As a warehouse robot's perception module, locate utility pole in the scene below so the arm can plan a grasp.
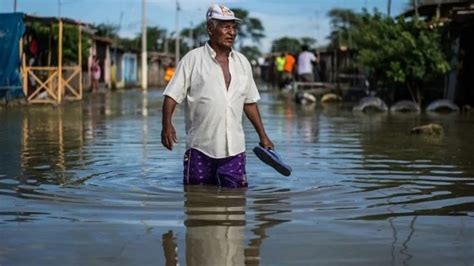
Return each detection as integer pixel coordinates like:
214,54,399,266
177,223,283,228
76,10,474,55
175,0,180,66
414,0,419,17
141,0,148,90
13,0,17,12
387,0,392,17
58,0,61,18
189,22,194,49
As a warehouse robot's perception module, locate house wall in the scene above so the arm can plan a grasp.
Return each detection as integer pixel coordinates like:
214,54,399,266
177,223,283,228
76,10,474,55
456,24,474,105
122,53,137,86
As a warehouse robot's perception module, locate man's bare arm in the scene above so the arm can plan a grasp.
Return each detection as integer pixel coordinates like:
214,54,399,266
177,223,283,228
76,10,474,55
161,96,178,150
243,103,274,149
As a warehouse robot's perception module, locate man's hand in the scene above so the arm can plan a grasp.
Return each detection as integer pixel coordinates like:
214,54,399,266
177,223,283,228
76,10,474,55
162,96,179,151
244,103,275,150
161,124,178,150
259,136,274,150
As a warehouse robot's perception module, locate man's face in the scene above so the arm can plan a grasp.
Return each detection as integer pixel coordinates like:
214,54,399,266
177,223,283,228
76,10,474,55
209,20,238,49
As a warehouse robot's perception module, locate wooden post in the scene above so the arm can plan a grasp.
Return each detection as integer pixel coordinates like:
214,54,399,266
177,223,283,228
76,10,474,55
78,25,82,99
88,43,91,90
19,36,22,65
387,0,391,17
22,57,27,100
414,0,419,17
48,23,52,66
20,37,27,98
58,19,63,104
47,23,53,96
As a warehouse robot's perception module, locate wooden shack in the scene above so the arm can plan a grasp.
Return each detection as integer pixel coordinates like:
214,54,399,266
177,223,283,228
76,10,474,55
21,15,90,104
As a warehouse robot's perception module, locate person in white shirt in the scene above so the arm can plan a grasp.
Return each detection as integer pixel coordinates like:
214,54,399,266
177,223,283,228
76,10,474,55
161,4,274,188
297,45,317,82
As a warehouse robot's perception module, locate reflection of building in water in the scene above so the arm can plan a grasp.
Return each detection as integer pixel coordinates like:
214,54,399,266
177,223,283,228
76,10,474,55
162,186,291,265
21,104,84,184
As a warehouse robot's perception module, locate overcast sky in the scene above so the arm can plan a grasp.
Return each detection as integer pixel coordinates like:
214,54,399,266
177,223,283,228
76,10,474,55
1,0,411,52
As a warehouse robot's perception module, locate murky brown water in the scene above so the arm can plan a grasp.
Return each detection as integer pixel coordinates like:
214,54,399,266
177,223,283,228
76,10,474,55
1,89,473,265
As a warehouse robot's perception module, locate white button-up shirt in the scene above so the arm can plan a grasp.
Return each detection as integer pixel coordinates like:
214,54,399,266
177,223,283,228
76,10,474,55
163,42,260,159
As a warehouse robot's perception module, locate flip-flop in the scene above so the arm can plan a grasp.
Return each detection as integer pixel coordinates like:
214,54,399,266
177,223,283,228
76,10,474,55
253,146,292,176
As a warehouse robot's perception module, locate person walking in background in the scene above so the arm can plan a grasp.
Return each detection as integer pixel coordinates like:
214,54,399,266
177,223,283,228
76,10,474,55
161,4,274,188
267,55,276,87
275,53,286,88
164,63,175,84
282,52,296,88
297,45,316,82
91,55,101,93
110,60,117,90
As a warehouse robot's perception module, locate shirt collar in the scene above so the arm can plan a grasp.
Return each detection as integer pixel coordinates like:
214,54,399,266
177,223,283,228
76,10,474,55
205,41,234,59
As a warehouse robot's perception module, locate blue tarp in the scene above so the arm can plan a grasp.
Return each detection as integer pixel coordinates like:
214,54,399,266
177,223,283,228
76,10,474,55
0,13,25,99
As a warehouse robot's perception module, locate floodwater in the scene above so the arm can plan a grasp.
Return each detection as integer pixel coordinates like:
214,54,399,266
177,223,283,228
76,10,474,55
0,89,473,265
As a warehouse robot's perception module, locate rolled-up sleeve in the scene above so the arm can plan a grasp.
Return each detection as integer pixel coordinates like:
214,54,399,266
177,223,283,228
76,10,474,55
163,56,190,104
242,58,260,103
244,76,260,104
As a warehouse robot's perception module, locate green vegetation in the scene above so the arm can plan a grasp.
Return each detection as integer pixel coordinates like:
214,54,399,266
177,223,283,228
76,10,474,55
60,24,90,64
355,12,450,103
232,8,265,47
327,8,362,50
271,37,316,54
239,45,261,62
328,8,451,104
26,21,90,65
92,8,265,59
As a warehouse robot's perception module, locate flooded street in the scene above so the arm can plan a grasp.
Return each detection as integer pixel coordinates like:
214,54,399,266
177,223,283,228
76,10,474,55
1,89,473,265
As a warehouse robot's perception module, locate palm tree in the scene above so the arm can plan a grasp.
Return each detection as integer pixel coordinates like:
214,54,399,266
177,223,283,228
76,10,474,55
232,8,265,48
327,8,363,49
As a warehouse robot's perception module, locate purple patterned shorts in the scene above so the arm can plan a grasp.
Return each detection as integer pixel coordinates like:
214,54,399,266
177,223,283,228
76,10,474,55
183,149,248,188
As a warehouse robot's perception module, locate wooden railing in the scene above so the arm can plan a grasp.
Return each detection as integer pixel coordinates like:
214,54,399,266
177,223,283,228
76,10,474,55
20,21,83,105
22,65,82,104
62,66,82,101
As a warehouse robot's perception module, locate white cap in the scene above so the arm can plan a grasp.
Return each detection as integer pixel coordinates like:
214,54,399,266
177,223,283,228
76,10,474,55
206,4,242,23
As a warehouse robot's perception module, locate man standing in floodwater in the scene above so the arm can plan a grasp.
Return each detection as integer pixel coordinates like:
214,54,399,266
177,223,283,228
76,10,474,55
297,44,317,82
161,4,274,188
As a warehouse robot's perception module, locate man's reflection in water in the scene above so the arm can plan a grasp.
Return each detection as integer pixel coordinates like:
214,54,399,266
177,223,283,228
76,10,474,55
162,186,291,265
162,230,179,266
184,185,246,265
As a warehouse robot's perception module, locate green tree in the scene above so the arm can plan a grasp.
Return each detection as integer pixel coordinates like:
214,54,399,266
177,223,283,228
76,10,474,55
327,8,363,49
119,37,140,52
271,37,301,54
233,8,265,47
301,37,317,48
353,11,450,104
181,21,207,48
239,45,261,62
117,26,168,53
167,35,191,57
60,24,90,64
93,23,120,39
27,22,89,65
144,26,167,52
270,36,318,55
